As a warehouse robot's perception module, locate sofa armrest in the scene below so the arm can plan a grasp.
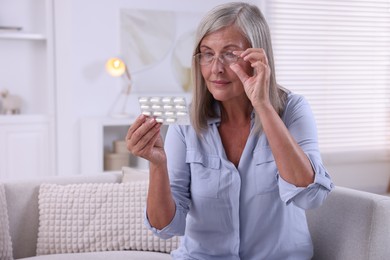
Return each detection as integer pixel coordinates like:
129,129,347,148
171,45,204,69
306,186,390,260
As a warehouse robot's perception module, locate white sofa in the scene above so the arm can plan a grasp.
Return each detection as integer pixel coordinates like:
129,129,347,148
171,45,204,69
0,171,176,260
307,186,390,260
1,170,390,260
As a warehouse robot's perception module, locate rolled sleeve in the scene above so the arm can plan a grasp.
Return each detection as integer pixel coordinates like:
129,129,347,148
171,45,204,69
144,198,187,239
279,152,334,209
278,94,334,210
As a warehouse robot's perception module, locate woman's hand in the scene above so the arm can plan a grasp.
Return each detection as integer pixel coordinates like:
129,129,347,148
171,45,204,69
230,48,271,107
125,115,166,165
232,49,315,187
127,115,175,229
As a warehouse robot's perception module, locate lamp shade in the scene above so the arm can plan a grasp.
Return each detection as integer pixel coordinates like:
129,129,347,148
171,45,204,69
105,57,126,77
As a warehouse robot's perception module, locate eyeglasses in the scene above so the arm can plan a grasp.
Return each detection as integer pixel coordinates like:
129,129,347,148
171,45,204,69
194,51,241,66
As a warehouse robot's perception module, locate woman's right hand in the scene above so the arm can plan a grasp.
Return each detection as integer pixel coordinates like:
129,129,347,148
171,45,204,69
125,115,166,165
128,115,175,229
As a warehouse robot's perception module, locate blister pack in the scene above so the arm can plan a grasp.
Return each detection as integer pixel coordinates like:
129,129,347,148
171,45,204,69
138,96,190,125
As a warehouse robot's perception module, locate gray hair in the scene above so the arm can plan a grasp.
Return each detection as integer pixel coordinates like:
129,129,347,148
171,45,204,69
190,2,288,134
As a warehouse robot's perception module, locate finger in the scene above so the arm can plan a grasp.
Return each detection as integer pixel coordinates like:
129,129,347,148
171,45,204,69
239,48,268,65
251,61,268,70
126,114,147,140
251,61,271,78
135,121,161,152
130,117,159,144
229,63,250,84
126,117,155,152
137,125,161,155
237,48,254,57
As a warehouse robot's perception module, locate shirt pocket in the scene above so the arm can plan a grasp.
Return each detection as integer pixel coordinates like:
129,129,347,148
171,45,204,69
186,150,221,199
253,147,278,195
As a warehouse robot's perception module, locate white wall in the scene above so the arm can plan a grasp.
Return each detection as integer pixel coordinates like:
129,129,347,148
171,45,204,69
53,0,262,176
322,151,390,194
53,0,390,194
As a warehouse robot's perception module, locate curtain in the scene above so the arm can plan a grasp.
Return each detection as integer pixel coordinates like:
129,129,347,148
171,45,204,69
266,0,390,160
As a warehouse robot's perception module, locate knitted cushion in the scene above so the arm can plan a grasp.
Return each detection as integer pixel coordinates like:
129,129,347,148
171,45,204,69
36,181,179,255
0,183,13,260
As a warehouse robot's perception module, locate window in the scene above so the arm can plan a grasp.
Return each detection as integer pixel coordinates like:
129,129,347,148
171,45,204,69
267,0,390,160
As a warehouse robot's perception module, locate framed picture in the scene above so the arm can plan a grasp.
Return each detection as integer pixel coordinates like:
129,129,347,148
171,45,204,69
120,8,202,94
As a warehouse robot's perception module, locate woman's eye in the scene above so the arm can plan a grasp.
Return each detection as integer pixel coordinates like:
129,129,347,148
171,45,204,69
224,52,237,60
202,53,214,59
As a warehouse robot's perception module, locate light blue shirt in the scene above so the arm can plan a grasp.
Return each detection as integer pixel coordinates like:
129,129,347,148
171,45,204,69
146,93,333,260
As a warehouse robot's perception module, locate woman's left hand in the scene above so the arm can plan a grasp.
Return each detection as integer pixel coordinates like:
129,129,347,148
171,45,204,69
230,48,271,107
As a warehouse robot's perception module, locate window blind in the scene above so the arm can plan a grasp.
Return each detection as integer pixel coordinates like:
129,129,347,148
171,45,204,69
266,0,390,158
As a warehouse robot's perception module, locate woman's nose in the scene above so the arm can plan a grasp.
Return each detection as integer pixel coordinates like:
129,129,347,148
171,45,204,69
211,56,225,74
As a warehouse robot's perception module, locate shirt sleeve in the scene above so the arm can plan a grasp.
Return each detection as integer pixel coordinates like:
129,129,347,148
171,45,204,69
144,203,187,239
278,94,334,209
144,124,191,238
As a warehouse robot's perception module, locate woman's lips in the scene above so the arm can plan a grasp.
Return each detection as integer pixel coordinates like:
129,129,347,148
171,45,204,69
211,80,230,86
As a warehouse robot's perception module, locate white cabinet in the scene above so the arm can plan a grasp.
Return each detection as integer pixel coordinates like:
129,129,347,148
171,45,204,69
0,0,55,115
0,0,56,178
80,117,145,175
80,117,168,175
0,115,54,179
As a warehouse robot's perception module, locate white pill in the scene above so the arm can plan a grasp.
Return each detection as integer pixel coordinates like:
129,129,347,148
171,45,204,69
166,118,177,123
139,97,149,103
150,97,161,103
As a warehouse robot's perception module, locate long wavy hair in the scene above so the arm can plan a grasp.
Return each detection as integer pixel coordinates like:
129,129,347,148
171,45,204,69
190,2,288,135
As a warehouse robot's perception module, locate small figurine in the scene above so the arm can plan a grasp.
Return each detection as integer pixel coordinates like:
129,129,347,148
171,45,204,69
0,89,22,115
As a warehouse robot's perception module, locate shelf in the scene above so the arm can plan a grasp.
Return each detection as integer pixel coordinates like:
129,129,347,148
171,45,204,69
0,114,50,124
0,0,56,179
0,32,46,40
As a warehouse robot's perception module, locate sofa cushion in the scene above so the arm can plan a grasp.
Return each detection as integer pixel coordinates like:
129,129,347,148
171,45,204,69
121,166,149,182
4,172,123,259
36,180,179,256
0,183,13,260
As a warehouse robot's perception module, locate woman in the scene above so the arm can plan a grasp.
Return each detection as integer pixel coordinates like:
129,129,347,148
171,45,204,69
126,2,333,259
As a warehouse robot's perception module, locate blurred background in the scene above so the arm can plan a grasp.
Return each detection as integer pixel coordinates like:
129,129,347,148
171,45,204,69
0,0,389,194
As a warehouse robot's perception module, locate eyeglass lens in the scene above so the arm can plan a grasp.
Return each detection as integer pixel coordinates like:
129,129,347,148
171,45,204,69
196,52,240,66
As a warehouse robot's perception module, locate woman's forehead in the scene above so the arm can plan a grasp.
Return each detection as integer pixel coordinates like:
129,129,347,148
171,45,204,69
200,26,249,50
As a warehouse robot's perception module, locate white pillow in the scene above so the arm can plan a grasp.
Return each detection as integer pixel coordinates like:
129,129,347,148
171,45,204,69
0,183,13,260
36,181,179,255
122,166,149,182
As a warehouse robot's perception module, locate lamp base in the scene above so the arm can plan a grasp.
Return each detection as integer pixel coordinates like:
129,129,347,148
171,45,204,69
107,92,133,118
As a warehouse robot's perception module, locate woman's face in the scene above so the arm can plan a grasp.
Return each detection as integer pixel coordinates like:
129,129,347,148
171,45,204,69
199,25,252,102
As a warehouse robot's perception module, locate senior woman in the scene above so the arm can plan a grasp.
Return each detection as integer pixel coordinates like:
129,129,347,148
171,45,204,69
126,2,333,259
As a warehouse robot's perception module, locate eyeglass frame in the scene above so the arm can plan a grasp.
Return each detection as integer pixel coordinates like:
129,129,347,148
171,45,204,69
193,51,243,66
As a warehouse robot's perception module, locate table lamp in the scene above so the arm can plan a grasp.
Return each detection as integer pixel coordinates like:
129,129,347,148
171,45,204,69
105,57,133,117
